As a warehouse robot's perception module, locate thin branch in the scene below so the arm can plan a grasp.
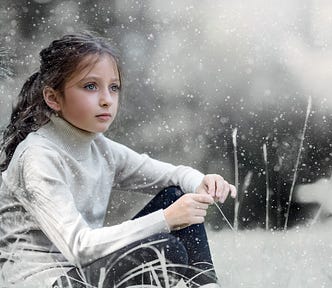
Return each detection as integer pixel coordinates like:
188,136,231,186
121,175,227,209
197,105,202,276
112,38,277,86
263,143,269,231
232,127,239,231
284,95,312,230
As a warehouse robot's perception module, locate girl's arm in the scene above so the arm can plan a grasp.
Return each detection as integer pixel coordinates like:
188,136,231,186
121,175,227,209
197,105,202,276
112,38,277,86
109,140,236,200
12,146,170,267
195,174,237,203
108,140,237,230
109,140,205,193
163,174,237,230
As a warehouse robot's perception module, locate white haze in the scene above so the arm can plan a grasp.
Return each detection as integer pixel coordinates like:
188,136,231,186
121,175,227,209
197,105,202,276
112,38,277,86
1,0,332,286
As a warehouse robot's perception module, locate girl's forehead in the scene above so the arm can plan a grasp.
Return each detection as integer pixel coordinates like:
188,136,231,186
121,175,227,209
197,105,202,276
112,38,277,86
66,54,119,85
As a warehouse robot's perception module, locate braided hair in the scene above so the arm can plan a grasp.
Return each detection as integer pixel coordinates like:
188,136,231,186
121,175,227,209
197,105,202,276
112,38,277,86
0,32,121,172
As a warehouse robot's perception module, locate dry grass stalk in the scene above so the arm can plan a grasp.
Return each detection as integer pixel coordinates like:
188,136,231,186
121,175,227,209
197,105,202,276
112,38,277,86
263,143,269,231
232,128,239,231
284,95,312,230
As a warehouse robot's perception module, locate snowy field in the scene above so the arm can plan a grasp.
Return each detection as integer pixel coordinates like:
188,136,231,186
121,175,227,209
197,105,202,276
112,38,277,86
108,183,332,288
208,224,332,288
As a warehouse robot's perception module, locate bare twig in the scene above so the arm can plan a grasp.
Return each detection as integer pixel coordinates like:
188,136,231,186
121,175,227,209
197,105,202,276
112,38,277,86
284,95,312,230
232,128,239,231
310,206,323,226
214,202,235,232
263,143,269,231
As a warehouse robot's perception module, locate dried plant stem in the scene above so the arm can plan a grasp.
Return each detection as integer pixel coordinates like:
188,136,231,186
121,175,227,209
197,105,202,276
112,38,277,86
263,143,269,231
232,128,239,231
214,202,235,232
310,206,322,226
98,267,106,288
284,95,312,230
237,171,253,217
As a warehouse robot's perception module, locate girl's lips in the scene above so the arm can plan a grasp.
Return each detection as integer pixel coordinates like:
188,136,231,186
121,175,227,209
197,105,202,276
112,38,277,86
96,114,112,121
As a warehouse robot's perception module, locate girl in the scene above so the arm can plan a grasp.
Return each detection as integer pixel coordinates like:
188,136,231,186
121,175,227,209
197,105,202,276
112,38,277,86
0,32,236,288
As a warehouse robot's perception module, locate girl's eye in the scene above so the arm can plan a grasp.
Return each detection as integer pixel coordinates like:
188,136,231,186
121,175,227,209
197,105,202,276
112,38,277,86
84,83,97,90
110,84,120,92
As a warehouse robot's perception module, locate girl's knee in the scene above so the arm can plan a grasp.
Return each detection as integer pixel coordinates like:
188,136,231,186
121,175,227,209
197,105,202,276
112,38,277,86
159,186,184,207
133,186,185,218
101,233,188,287
148,233,188,266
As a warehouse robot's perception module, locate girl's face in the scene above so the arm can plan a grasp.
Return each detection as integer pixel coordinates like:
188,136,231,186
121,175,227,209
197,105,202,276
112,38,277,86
57,54,120,133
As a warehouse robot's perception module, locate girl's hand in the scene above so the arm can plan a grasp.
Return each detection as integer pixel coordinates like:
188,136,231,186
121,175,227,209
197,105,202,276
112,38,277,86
164,193,214,231
195,174,237,203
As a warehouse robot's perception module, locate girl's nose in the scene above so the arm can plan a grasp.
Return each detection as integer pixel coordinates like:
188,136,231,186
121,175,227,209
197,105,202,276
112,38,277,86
100,89,113,107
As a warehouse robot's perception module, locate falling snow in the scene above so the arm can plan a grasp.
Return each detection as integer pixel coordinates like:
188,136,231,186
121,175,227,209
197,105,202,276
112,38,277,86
1,0,332,287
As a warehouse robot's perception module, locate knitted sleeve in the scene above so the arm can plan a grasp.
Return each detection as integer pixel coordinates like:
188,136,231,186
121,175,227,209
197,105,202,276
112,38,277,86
17,146,170,266
108,140,205,194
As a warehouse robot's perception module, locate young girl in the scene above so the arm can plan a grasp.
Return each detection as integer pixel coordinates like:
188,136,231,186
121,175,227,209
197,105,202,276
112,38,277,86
0,32,236,288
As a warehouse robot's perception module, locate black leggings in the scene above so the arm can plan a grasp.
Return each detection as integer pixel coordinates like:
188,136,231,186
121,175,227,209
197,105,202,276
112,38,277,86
53,186,218,287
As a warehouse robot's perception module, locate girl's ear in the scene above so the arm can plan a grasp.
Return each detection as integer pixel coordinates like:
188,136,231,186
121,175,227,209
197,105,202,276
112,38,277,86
43,86,61,111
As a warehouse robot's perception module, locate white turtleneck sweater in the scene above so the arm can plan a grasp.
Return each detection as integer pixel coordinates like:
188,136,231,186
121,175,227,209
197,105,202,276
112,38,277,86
0,115,204,287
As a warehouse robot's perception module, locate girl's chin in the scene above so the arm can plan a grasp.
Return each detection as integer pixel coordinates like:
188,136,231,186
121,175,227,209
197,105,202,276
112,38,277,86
76,124,111,134
95,124,112,133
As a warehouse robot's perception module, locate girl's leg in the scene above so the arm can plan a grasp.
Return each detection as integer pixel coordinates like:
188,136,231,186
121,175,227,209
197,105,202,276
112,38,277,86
52,268,84,288
53,186,218,288
53,232,188,288
96,232,189,287
133,186,219,286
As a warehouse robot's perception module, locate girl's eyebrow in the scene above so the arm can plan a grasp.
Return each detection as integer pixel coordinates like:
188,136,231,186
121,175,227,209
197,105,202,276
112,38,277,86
79,76,120,83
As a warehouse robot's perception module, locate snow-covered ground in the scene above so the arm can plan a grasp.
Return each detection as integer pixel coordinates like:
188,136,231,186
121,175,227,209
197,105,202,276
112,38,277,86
208,223,332,288
110,180,332,288
207,177,332,288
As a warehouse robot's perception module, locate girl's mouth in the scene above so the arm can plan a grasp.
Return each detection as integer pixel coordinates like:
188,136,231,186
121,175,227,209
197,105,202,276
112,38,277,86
96,114,112,121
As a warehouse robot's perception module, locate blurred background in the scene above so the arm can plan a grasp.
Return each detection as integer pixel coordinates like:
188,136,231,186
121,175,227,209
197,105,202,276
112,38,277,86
1,0,332,231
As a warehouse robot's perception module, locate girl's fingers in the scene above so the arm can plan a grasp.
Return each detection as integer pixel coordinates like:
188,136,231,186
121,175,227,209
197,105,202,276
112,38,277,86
170,181,238,230
203,175,216,197
215,176,224,198
196,203,209,210
194,209,207,217
219,180,230,203
212,175,235,203
215,178,229,201
192,193,214,204
230,184,237,198
192,216,205,224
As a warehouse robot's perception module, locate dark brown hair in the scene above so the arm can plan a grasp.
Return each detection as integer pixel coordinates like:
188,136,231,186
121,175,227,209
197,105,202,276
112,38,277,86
0,32,121,172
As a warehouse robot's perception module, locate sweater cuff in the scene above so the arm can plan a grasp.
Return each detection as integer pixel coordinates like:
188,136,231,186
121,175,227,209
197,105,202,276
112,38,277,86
160,209,171,232
192,173,205,193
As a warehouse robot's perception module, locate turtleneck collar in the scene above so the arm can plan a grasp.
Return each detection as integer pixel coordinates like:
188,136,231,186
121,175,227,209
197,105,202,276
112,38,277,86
38,115,99,161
